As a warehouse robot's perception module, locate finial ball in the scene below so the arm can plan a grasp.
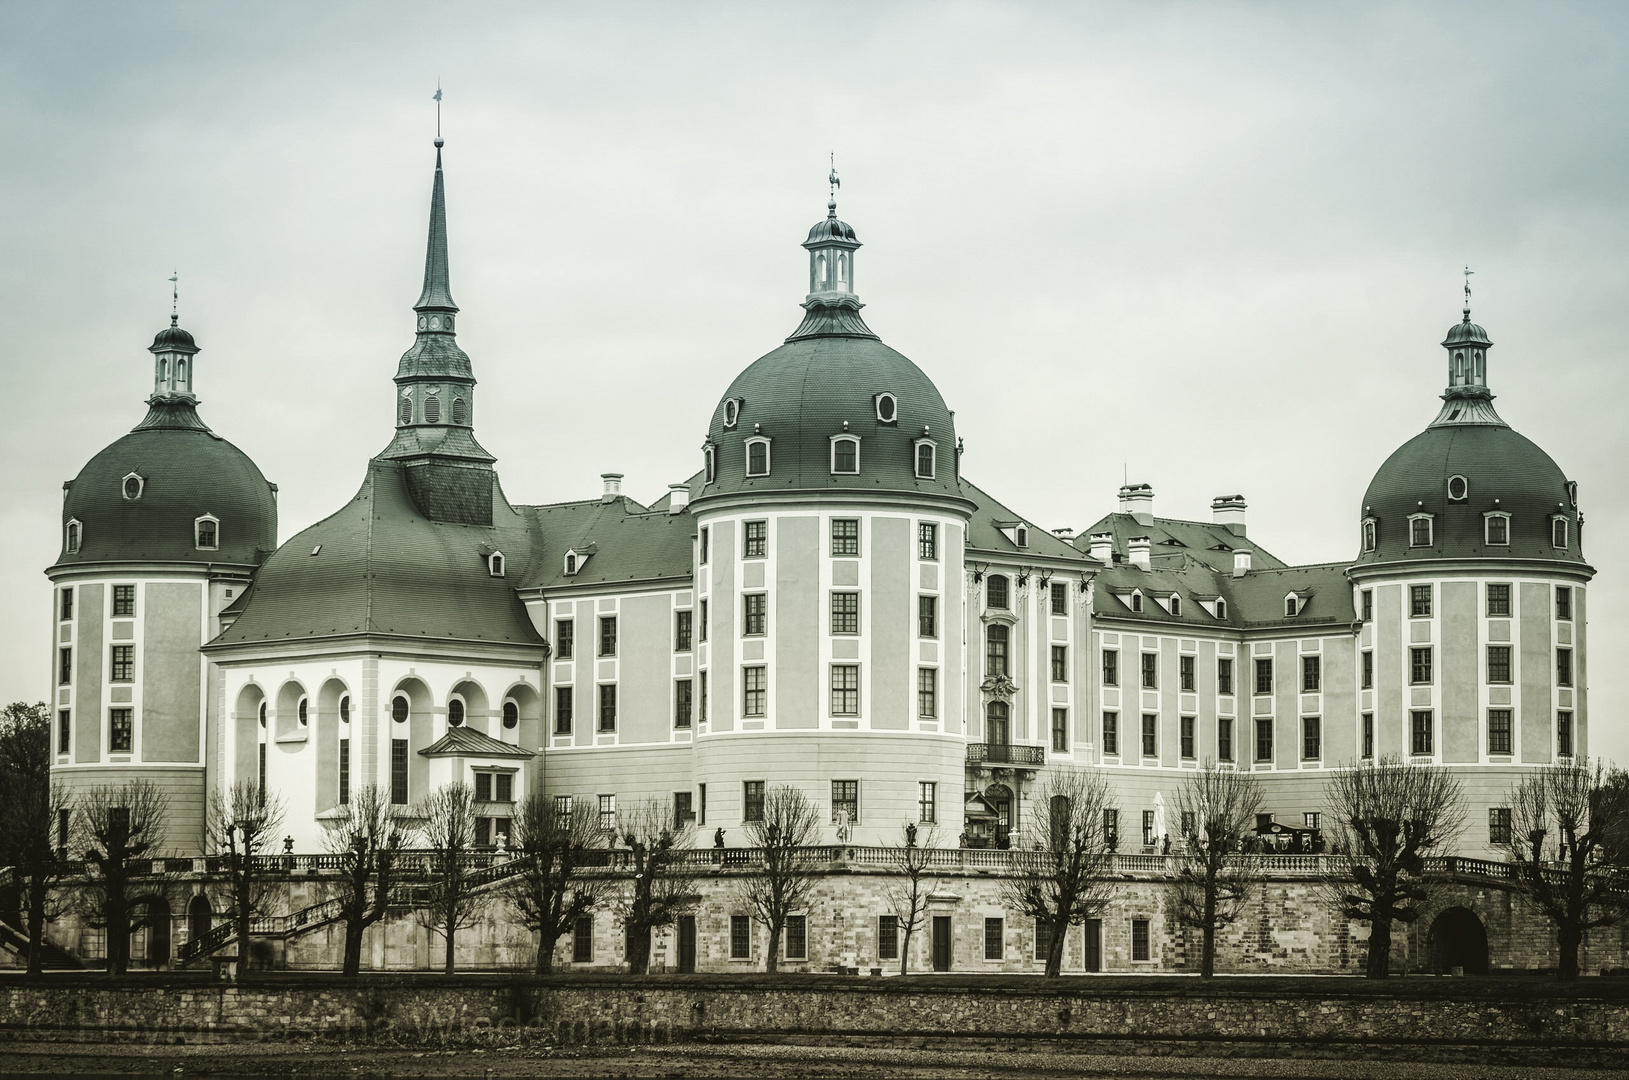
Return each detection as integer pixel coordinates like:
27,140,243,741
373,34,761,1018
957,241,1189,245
434,137,445,148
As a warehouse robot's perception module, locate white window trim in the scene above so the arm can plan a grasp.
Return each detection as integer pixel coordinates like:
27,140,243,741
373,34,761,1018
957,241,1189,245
488,551,506,577
563,549,588,576
1284,592,1300,617
121,472,145,500
829,434,860,475
913,437,937,479
1361,516,1378,553
745,436,772,477
65,518,83,554
1168,594,1181,616
873,392,898,424
1407,512,1434,548
1130,589,1143,613
1551,514,1570,550
194,513,220,551
447,693,467,728
392,694,411,724
1484,510,1512,546
722,397,742,429
703,443,717,485
1447,474,1469,503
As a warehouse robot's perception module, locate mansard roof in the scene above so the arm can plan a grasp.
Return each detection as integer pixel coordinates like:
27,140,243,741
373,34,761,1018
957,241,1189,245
960,478,1095,564
518,494,695,591
1077,512,1288,574
1093,558,1354,631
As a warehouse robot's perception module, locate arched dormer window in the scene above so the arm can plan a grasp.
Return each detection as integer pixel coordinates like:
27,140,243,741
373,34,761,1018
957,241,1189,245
424,391,441,424
564,552,578,575
502,701,519,729
1447,475,1469,502
745,437,771,477
1552,515,1569,550
1408,513,1433,548
1361,517,1377,553
399,394,413,425
914,439,936,479
122,473,144,500
722,398,741,429
195,515,219,551
452,397,467,425
1131,590,1143,613
1484,511,1511,546
488,551,505,577
448,698,465,727
1284,594,1299,617
1169,594,1181,617
1215,598,1228,620
298,696,309,727
65,519,82,554
830,434,860,475
874,393,898,424
704,444,717,484
392,696,409,724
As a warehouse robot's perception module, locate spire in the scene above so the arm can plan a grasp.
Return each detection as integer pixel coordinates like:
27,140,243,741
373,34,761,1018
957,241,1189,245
1430,274,1503,428
787,161,875,342
414,137,458,318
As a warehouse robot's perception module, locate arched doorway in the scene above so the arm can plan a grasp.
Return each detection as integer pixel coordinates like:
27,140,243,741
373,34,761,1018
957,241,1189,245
1428,907,1488,975
138,896,172,968
188,894,213,944
986,783,1013,848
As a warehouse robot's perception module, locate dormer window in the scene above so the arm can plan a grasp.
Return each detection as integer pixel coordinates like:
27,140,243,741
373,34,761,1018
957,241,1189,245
1284,594,1299,617
1447,475,1469,502
399,393,413,425
195,515,219,551
874,393,898,424
1169,594,1181,617
1552,515,1569,549
424,390,441,424
122,473,144,500
1408,513,1434,548
830,435,860,475
488,551,505,577
1484,511,1511,546
1215,598,1228,620
704,444,717,484
914,439,936,479
746,437,771,477
1015,526,1028,548
564,551,581,576
723,398,741,429
1130,590,1143,613
1361,517,1377,553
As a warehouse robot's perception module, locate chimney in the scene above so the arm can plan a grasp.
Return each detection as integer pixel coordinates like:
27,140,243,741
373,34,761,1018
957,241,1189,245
1118,483,1155,526
1088,532,1114,563
600,473,624,503
1128,536,1151,571
667,484,690,514
1052,527,1074,541
1212,494,1247,536
1233,548,1252,578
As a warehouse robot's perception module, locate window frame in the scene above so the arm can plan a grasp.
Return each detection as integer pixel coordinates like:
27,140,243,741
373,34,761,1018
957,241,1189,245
1302,654,1321,693
744,592,769,636
1552,515,1570,550
1141,652,1158,690
1101,711,1119,756
829,434,861,476
918,522,938,560
1254,717,1273,763
1410,646,1433,685
986,624,1009,678
830,664,860,717
1488,708,1513,755
831,779,859,824
554,686,573,735
830,591,859,635
1217,657,1233,696
913,438,937,479
1102,648,1119,687
1050,582,1068,615
918,667,937,719
1140,713,1157,758
919,781,937,824
1361,517,1377,553
598,615,617,657
1408,513,1434,548
742,780,766,824
1254,657,1272,695
1556,586,1572,621
194,514,220,551
745,436,772,477
743,666,768,718
1410,584,1433,618
1052,707,1069,754
1489,807,1512,846
555,619,574,659
984,917,1005,961
1484,510,1511,546
109,707,134,754
597,683,617,733
1302,716,1321,761
830,517,860,556
986,574,1009,610
1487,582,1511,617
674,678,693,729
1051,645,1068,683
743,520,768,558
1179,715,1195,760
1487,644,1512,684
1557,647,1573,687
1217,716,1233,762
675,609,693,652
112,584,136,618
1411,710,1434,756
1179,654,1195,692
918,594,938,638
1558,710,1574,757
109,644,135,683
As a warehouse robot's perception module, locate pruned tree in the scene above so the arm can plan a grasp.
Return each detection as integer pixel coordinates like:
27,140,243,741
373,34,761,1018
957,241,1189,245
1000,769,1118,977
1503,757,1629,979
413,782,487,973
323,783,409,977
0,702,72,975
884,821,940,975
1168,761,1264,976
204,779,286,975
615,796,695,974
75,780,171,974
736,785,822,973
509,794,603,973
1321,756,1464,978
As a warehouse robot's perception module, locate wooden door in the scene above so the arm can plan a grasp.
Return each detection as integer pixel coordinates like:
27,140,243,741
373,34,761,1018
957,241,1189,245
678,915,697,973
931,916,952,971
1083,918,1102,972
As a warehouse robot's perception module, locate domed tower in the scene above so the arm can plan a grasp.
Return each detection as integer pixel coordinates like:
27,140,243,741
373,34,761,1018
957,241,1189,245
1350,297,1591,848
687,180,978,844
48,310,278,852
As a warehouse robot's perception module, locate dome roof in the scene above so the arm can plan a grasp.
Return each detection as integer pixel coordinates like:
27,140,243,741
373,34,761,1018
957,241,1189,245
806,207,858,244
150,323,198,352
56,404,277,568
701,331,962,500
1354,423,1583,566
1442,312,1491,346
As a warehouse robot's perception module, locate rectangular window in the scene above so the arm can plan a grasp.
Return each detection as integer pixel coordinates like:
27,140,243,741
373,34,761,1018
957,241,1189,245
573,917,594,963
1488,709,1513,755
1049,582,1068,615
1101,711,1119,755
1487,645,1512,684
1051,645,1068,683
598,794,616,832
831,665,860,716
786,914,808,960
1304,811,1321,830
110,644,134,683
1179,654,1195,692
831,518,860,556
987,575,1009,609
878,915,900,960
1557,586,1572,621
1255,718,1273,762
1411,710,1434,755
58,647,71,686
1179,715,1195,759
554,686,573,735
1255,657,1273,695
112,584,135,617
1410,517,1432,547
1558,711,1574,757
60,588,72,621
918,667,937,718
830,592,858,635
1486,515,1509,545
1362,713,1374,759
1217,657,1233,696
832,780,859,824
743,781,765,823
745,592,768,635
1141,714,1157,757
744,520,767,558
699,670,708,722
57,709,70,754
338,737,350,803
697,786,706,826
984,917,1004,960
1102,649,1119,687
675,679,693,729
1102,807,1119,850
1052,708,1069,753
554,795,573,826
1361,589,1373,621
919,781,937,823
699,526,709,564
598,684,617,732
700,599,708,642
918,594,937,638
1141,652,1158,689
1302,655,1321,693
1217,717,1233,762
476,813,493,849
598,616,617,656
743,666,767,717
475,772,493,802
1489,807,1512,846
391,739,408,804
676,610,693,652
259,744,267,797
1487,583,1512,617
918,522,938,560
1132,919,1150,962
1362,651,1374,689
986,626,1009,678
1557,648,1573,687
730,915,751,959
1410,584,1433,618
556,619,574,659
1034,918,1052,962
1302,716,1321,760
1410,647,1433,684
1142,810,1156,846
109,708,133,753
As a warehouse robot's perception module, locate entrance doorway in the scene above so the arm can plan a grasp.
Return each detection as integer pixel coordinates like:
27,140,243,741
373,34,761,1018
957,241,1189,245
931,916,952,971
677,916,697,973
1083,918,1102,972
1428,907,1488,975
187,895,213,945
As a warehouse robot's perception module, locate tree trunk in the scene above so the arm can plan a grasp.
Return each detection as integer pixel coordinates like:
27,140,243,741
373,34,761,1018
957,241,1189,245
536,932,555,974
26,891,46,976
443,912,457,974
107,898,129,974
1366,918,1393,979
1201,883,1218,977
237,910,251,975
1044,916,1068,977
1558,922,1583,980
900,926,914,976
342,918,364,977
626,922,650,974
765,921,782,974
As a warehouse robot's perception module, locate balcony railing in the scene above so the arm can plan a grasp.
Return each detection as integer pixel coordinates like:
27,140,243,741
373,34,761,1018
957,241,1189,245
965,742,1045,767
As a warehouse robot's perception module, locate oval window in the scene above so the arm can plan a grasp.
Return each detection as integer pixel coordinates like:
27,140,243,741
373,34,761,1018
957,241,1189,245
340,696,350,723
258,701,267,728
724,399,739,427
399,396,413,425
876,394,897,423
392,696,409,723
502,701,519,729
298,698,309,726
448,699,465,727
1447,475,1469,502
123,476,142,500
425,393,441,424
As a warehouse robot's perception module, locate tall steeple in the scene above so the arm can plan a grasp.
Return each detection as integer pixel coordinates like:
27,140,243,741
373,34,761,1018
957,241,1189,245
787,159,877,342
134,273,210,432
1429,274,1504,428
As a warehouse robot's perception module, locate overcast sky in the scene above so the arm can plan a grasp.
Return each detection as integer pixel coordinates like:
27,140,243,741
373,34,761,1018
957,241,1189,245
3,3,1626,757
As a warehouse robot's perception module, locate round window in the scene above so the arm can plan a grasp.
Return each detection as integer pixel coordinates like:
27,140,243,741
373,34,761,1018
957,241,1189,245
876,394,897,422
123,476,142,500
448,699,464,727
392,697,409,723
502,701,519,729
1447,476,1469,502
429,316,442,330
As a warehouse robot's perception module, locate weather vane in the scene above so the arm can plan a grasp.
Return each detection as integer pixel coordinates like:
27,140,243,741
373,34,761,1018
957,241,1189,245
169,270,179,325
1463,265,1474,311
828,152,840,204
433,82,442,139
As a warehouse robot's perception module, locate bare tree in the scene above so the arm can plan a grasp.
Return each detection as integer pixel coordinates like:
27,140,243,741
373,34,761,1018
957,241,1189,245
1000,769,1118,977
413,782,486,974
615,796,695,974
1322,756,1464,978
884,821,940,975
1168,761,1264,977
737,785,822,973
0,703,73,974
75,780,171,974
509,794,603,973
323,783,409,977
204,779,286,975
1503,758,1629,979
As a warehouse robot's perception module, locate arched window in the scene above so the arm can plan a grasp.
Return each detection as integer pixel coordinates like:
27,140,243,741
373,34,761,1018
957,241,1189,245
837,253,847,284
1170,595,1181,616
1485,512,1510,546
65,520,81,554
488,552,505,577
1284,595,1298,617
986,700,1010,744
830,435,859,474
817,254,827,286
1362,518,1377,552
746,438,770,477
1553,516,1569,549
704,445,717,484
565,552,578,575
452,398,467,425
195,516,219,551
1452,353,1463,383
177,359,186,386
448,699,465,727
915,441,935,479
1131,591,1143,613
502,701,519,729
424,392,441,423
160,358,169,383
986,574,1010,609
258,701,267,729
1474,351,1485,380
298,697,309,726
399,395,413,425
1215,598,1228,620
1409,514,1433,547
340,695,350,723
392,696,409,724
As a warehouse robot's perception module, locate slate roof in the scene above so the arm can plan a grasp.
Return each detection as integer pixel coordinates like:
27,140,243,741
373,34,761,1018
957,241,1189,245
1092,555,1355,632
1075,512,1287,574
419,726,535,759
961,478,1095,565
518,496,695,590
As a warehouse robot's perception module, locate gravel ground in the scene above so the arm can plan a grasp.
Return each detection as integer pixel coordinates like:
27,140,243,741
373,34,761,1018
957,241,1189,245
1,1040,1626,1079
